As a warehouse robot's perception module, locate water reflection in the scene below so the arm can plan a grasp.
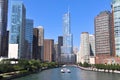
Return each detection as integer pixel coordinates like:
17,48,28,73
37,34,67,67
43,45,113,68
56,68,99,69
14,66,120,80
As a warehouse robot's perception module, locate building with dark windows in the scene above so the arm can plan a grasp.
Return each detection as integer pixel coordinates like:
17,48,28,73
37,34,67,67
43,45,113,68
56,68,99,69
54,42,59,62
9,1,26,59
94,11,115,64
112,0,120,56
95,11,112,55
25,19,33,59
33,26,44,60
44,39,54,62
4,31,9,57
58,36,63,62
33,28,38,59
0,0,8,57
61,10,75,64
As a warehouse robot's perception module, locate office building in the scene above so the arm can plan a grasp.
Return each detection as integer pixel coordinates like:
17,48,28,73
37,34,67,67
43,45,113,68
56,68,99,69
0,0,8,57
112,0,120,56
58,36,63,62
94,11,115,64
25,19,33,59
95,11,112,55
44,39,54,62
33,26,44,60
9,1,26,59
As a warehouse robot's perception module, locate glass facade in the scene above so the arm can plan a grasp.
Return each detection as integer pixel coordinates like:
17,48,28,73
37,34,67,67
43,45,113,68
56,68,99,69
9,1,26,58
61,11,75,63
25,19,33,59
0,0,8,57
62,11,73,54
112,0,120,56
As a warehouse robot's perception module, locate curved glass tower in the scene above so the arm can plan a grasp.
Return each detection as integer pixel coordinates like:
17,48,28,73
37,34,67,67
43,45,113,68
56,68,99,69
112,0,120,56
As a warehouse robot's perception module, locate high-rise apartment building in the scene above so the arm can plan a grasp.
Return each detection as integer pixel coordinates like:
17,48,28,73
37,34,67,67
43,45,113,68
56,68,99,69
95,11,112,55
0,0,8,57
78,32,90,63
77,33,95,63
9,1,26,59
44,39,54,62
61,10,75,63
25,19,33,59
33,26,44,60
112,0,120,56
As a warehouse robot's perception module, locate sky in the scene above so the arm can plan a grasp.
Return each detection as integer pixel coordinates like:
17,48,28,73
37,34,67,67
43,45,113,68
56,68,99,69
8,0,112,48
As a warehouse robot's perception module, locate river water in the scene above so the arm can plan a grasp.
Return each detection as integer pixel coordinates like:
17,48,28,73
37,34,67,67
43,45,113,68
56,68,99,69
14,66,120,80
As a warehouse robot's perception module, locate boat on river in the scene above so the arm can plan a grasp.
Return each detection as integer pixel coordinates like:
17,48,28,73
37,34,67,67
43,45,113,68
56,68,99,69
61,68,71,73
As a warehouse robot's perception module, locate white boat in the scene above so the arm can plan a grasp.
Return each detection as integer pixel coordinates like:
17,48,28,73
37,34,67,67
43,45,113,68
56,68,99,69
61,69,65,73
67,69,71,73
61,68,71,73
62,65,66,67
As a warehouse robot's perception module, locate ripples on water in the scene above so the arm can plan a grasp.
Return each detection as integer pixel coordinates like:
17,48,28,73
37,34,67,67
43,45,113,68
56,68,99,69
14,66,120,80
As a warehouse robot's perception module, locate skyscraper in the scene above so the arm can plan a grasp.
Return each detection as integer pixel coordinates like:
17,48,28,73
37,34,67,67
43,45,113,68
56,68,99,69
0,0,8,57
9,1,26,59
33,28,38,59
44,39,54,62
25,19,33,59
38,26,44,61
112,0,120,56
33,26,44,60
61,10,75,63
58,36,63,62
94,11,114,64
79,32,90,63
77,33,95,63
95,11,112,55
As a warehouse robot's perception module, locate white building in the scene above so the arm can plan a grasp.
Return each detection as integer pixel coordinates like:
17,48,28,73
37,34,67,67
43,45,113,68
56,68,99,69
77,32,90,63
77,33,95,64
8,44,18,59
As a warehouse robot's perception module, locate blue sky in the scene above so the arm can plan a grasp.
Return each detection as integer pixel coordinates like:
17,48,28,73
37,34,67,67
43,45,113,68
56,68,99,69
8,0,112,48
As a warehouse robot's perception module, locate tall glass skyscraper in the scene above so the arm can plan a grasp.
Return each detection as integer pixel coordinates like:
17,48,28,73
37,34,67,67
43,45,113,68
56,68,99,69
112,0,120,56
25,19,33,59
61,10,75,63
9,1,26,59
0,0,8,57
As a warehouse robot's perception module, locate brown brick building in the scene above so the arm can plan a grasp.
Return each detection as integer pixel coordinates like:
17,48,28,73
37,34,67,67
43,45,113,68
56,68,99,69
94,11,116,64
44,39,54,62
33,27,44,60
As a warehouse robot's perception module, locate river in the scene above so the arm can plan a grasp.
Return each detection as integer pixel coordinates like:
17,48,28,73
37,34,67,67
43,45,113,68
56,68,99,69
14,66,120,80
